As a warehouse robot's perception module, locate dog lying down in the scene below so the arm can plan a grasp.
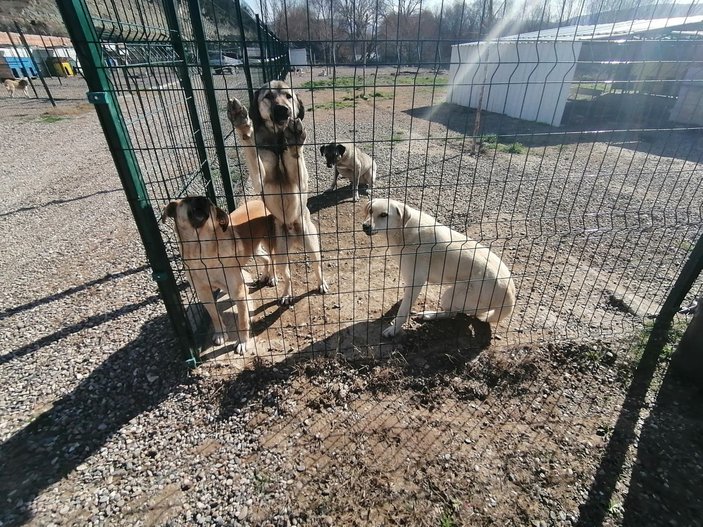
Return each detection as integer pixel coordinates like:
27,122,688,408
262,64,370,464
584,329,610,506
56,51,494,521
362,198,516,338
161,197,275,354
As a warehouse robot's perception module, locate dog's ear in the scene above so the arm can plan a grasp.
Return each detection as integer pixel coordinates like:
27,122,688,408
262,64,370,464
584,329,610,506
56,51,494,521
401,204,413,227
296,94,305,120
161,201,177,223
364,199,373,217
215,207,230,232
392,201,412,227
336,144,346,157
248,88,262,125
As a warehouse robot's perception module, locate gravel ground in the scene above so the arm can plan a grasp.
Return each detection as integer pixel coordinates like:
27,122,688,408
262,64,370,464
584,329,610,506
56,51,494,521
1,74,702,526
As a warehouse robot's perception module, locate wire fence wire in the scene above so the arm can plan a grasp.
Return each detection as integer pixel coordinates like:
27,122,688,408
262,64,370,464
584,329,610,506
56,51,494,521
58,0,703,367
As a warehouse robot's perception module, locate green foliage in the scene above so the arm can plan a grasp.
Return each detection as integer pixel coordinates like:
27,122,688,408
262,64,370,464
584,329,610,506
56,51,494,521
390,130,406,143
302,76,365,89
308,100,355,111
496,142,526,154
439,511,457,527
39,114,65,123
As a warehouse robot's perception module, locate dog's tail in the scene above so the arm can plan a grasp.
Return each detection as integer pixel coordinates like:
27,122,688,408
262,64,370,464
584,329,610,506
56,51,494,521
479,275,517,324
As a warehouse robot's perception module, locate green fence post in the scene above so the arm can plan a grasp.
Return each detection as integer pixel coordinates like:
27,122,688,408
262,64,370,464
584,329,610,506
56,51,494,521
187,0,236,213
163,0,217,206
234,0,256,102
255,14,267,84
56,0,199,362
650,233,703,336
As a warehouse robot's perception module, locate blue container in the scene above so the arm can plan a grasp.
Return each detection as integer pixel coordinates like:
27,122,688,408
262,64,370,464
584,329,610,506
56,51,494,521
5,56,38,78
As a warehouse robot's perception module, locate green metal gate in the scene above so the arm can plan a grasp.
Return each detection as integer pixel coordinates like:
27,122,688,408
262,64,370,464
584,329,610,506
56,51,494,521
56,0,289,363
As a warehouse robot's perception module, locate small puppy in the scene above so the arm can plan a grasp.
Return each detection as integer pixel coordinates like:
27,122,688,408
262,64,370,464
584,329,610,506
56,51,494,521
320,142,376,201
362,198,516,338
3,78,29,98
161,197,275,353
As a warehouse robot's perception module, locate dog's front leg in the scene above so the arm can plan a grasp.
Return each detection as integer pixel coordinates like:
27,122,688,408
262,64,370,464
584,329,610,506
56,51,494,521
383,282,425,338
325,168,339,193
351,169,360,202
227,98,264,193
191,274,227,346
383,255,428,338
227,269,252,355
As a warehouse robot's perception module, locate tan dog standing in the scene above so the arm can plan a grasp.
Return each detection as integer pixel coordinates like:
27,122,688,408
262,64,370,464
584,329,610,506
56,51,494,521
362,198,516,338
227,80,328,305
320,142,376,201
161,197,275,353
3,78,29,98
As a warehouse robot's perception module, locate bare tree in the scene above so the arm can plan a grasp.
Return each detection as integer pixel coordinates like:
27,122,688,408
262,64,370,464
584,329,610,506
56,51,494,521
336,0,387,92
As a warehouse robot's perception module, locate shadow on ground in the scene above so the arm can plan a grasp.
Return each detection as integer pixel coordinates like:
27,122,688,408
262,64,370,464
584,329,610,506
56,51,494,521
0,313,187,527
215,302,493,419
576,329,703,527
406,95,702,161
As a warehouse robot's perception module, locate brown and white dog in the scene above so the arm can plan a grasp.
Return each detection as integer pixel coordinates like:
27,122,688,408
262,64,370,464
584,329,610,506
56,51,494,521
320,142,376,201
227,80,328,305
3,78,29,98
161,197,275,353
362,198,516,338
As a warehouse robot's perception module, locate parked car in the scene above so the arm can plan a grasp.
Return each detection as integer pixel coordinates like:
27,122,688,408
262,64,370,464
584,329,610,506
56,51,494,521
208,52,242,74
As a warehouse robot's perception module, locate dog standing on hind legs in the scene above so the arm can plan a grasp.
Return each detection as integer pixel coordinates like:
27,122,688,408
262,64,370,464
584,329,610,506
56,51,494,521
227,80,329,305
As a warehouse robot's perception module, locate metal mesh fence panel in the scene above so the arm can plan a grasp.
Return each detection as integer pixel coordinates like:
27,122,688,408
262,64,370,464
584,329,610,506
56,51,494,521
58,0,702,367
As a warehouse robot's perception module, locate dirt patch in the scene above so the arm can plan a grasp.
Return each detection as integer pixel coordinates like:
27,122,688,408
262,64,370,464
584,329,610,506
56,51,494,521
198,337,703,526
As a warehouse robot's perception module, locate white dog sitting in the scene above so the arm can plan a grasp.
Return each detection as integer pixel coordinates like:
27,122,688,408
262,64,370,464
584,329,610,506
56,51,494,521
362,198,516,338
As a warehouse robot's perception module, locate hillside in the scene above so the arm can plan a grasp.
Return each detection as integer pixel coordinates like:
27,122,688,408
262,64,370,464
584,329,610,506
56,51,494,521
0,0,65,35
1,0,257,40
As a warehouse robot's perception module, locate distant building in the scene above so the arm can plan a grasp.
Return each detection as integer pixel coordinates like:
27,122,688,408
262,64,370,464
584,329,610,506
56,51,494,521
449,16,703,126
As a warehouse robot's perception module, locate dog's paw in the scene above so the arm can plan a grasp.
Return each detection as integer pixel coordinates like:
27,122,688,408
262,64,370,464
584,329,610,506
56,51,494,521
212,332,226,346
318,280,329,295
234,340,248,356
279,295,294,306
352,192,360,202
382,324,402,339
284,117,306,145
227,98,249,128
261,275,277,287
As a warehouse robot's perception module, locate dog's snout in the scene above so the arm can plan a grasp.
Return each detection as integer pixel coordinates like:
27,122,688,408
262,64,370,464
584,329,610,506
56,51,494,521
273,104,291,123
362,223,372,235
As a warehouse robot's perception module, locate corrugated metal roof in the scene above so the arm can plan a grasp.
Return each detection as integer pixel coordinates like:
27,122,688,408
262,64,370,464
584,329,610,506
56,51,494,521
473,16,703,43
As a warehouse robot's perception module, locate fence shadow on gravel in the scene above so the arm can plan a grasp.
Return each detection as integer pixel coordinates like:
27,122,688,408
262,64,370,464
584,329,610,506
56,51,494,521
0,264,149,323
576,333,703,526
0,314,186,527
0,189,123,219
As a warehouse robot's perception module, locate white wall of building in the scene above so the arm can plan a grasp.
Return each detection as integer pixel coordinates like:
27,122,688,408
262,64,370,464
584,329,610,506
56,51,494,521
669,66,703,126
289,48,308,67
448,41,582,127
